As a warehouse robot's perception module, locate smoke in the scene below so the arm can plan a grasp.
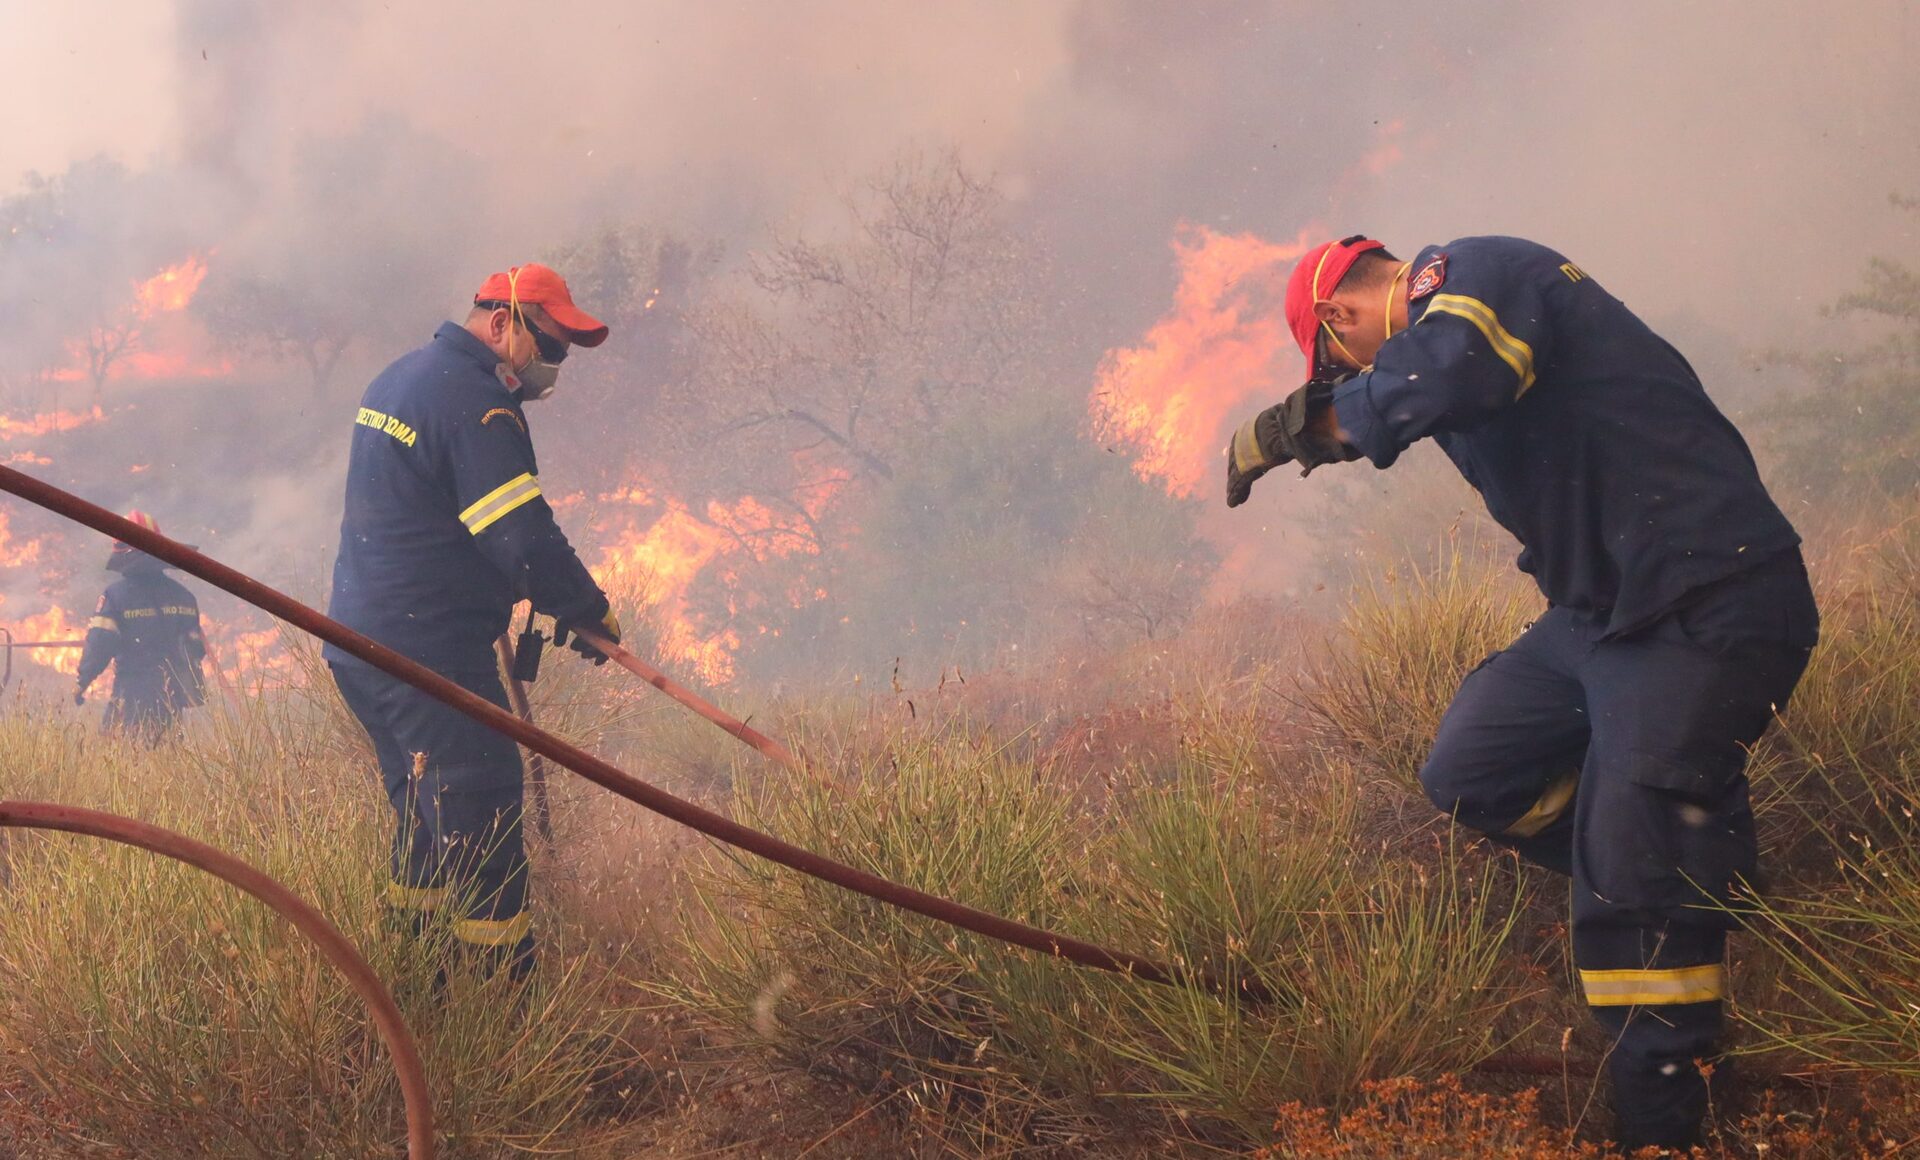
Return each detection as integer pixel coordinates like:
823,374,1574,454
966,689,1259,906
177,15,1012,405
0,1,1915,681
8,3,1914,310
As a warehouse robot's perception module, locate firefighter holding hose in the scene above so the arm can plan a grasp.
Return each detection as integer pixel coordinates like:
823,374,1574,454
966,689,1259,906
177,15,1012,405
1227,235,1818,1150
74,509,207,745
325,263,620,980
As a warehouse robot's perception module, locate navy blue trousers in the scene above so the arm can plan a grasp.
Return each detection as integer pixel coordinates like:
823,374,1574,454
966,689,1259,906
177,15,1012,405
330,659,533,978
103,694,181,747
1419,552,1817,1150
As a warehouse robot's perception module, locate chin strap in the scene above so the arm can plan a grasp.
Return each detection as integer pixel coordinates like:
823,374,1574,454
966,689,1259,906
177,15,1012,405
1321,260,1415,372
1382,262,1412,342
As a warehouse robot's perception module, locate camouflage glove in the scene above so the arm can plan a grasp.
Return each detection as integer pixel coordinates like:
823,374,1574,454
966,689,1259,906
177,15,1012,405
1225,378,1358,507
555,605,622,666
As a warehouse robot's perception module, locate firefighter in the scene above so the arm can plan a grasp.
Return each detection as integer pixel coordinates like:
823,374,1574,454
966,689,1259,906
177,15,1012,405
1227,235,1818,1150
324,263,621,981
74,510,207,746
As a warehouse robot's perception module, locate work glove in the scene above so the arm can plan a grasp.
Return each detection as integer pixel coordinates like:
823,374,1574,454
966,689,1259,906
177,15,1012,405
73,685,87,706
555,606,622,666
1224,378,1359,507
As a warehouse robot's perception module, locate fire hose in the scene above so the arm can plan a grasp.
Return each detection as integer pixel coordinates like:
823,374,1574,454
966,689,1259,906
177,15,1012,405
0,800,434,1159
0,466,1252,999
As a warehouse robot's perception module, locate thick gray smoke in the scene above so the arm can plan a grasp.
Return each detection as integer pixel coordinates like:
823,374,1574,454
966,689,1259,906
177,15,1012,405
1,1,1915,681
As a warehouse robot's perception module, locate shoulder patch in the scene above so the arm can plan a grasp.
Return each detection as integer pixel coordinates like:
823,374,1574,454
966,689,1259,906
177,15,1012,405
481,407,526,434
1408,255,1447,301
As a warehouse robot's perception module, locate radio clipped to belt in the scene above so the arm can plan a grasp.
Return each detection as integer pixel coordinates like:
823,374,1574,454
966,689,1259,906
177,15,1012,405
510,606,545,684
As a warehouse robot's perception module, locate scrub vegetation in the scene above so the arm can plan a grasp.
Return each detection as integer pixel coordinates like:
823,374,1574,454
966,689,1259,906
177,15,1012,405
3,197,1918,1159
6,506,1920,1158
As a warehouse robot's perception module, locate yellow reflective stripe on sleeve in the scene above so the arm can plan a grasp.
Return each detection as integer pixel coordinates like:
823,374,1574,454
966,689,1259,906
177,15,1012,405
453,910,532,947
88,616,119,633
385,881,449,912
1580,964,1725,1007
1421,292,1538,397
459,472,542,535
1232,416,1269,472
1502,772,1578,839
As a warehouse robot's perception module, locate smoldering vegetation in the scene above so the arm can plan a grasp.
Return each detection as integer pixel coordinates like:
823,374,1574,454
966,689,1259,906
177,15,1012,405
3,2,1920,1156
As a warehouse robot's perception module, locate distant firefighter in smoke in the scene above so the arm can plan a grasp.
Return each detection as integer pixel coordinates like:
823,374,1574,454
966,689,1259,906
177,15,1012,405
1227,235,1818,1151
324,263,621,983
75,509,207,746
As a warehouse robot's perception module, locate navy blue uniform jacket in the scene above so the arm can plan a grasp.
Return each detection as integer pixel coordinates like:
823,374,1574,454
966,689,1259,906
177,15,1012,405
1330,236,1799,637
326,323,607,672
77,558,206,708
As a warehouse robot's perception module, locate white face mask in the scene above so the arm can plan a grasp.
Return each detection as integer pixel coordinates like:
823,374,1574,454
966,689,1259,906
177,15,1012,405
517,357,561,401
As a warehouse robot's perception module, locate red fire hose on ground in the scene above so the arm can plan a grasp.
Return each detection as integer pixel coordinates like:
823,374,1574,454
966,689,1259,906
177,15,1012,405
0,466,1245,998
0,800,435,1159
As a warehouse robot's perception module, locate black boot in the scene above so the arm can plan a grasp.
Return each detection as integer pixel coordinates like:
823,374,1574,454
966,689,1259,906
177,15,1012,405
1599,1002,1721,1152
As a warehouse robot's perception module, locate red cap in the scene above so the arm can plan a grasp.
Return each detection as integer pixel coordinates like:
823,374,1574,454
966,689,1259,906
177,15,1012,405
1285,235,1385,377
473,263,609,348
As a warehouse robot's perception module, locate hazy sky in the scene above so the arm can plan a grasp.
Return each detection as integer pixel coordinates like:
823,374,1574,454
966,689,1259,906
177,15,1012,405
8,3,1916,344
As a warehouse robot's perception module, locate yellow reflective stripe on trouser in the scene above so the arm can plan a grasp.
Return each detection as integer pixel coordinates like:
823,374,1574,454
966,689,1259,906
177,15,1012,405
1421,293,1538,396
1502,772,1578,839
1580,964,1725,1007
459,472,542,535
386,881,450,911
454,910,532,947
88,616,119,632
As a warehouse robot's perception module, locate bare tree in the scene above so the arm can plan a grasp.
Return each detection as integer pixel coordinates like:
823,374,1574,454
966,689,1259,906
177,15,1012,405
197,274,352,393
79,310,141,398
685,151,1048,503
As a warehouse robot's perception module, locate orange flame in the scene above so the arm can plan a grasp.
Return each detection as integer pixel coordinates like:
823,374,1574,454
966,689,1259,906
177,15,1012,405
10,606,87,676
10,605,294,689
0,405,107,441
132,255,209,318
591,479,833,684
206,620,297,686
119,350,236,379
50,254,225,384
0,510,45,568
1090,225,1317,497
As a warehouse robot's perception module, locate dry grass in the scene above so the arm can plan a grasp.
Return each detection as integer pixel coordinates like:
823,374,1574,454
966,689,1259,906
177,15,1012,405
1301,542,1540,793
660,705,1530,1150
6,521,1920,1155
0,668,641,1158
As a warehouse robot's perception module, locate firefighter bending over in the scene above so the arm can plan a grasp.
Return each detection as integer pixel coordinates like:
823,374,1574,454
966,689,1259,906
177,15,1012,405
1227,235,1817,1151
325,263,621,981
75,509,207,745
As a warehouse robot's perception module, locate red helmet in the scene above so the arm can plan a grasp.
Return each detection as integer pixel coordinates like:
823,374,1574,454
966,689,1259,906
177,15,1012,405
111,509,161,556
